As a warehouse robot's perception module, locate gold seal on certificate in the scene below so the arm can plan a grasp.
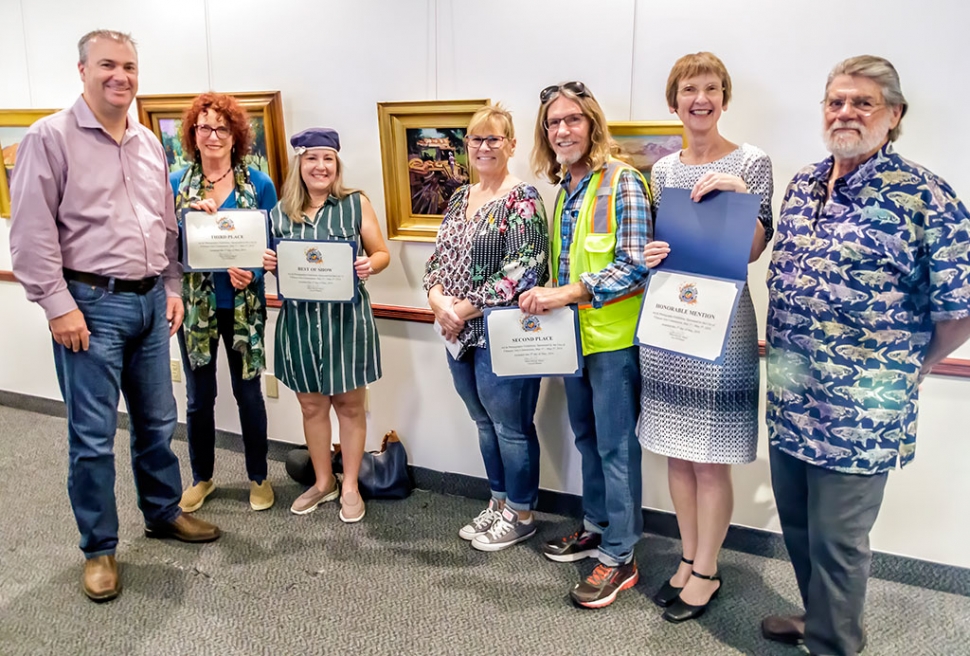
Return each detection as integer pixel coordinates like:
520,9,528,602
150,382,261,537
485,306,583,378
275,239,357,303
636,271,741,362
182,209,269,270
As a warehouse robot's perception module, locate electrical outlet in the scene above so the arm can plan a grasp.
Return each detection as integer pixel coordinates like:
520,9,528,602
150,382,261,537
170,360,181,383
264,374,279,398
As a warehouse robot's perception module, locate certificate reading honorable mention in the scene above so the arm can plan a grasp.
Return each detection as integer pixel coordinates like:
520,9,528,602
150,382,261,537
275,239,357,303
182,209,269,271
635,187,761,363
637,272,742,362
485,306,583,378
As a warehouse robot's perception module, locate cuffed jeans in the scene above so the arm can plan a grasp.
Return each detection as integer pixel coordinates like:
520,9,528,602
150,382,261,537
447,347,541,512
564,346,643,566
177,308,268,484
53,279,183,558
770,446,888,656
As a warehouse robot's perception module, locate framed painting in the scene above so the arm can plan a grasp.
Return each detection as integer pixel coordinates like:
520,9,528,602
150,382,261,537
609,120,686,185
378,99,489,242
0,109,59,218
135,91,288,190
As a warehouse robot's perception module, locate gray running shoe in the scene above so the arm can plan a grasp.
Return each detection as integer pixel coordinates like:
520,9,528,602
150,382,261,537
471,506,537,552
459,499,501,541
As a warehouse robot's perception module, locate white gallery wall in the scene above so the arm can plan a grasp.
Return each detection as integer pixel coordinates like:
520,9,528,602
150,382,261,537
1,0,969,567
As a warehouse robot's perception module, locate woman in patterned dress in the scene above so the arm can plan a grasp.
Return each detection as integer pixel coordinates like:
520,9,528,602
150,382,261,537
638,53,774,621
424,105,549,552
262,128,389,523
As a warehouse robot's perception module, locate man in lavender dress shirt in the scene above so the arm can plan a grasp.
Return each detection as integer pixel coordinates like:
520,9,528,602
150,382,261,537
9,30,220,603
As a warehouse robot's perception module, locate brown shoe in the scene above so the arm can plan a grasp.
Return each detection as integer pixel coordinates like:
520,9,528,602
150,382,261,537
82,555,120,602
339,489,366,523
145,512,221,543
761,614,805,645
290,478,339,515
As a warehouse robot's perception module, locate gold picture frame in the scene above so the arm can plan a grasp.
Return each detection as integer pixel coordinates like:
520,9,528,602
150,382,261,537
135,91,288,190
378,99,489,242
609,120,686,185
0,109,59,218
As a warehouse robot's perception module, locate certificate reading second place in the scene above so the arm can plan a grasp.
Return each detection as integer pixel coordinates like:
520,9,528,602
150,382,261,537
183,209,269,271
485,306,582,378
636,271,741,362
276,239,357,303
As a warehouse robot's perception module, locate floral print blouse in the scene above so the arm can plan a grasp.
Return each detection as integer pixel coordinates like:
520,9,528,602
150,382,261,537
424,182,550,356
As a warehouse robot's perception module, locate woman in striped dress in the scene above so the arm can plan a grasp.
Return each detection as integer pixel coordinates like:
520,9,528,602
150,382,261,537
262,128,389,523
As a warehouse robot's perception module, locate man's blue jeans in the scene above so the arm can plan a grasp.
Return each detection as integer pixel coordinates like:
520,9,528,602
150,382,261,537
447,347,541,512
53,279,183,559
564,346,643,566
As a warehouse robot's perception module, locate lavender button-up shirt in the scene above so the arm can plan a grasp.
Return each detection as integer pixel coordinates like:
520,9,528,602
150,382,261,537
9,95,180,321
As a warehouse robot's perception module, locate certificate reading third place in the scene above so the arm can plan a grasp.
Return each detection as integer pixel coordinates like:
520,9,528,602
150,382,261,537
183,209,269,271
485,306,582,378
276,239,357,303
636,271,741,362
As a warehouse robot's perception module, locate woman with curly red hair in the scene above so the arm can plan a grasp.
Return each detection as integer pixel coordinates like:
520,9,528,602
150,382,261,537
170,93,278,514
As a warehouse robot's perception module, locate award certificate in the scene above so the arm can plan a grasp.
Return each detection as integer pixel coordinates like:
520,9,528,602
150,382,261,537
182,209,269,271
275,239,357,303
635,271,741,363
485,306,583,378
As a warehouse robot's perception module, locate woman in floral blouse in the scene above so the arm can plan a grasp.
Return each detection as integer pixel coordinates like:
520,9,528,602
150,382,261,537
424,104,549,552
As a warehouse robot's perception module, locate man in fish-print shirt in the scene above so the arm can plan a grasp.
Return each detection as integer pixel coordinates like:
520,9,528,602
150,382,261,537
762,56,970,656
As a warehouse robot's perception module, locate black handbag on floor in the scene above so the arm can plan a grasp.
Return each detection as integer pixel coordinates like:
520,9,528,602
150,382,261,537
284,430,413,500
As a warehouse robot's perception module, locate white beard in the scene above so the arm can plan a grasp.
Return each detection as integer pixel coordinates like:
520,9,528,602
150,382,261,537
823,114,891,159
556,151,581,166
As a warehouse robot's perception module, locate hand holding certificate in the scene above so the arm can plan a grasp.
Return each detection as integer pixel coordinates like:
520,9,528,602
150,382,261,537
485,306,583,378
275,239,358,303
635,187,761,363
182,209,269,271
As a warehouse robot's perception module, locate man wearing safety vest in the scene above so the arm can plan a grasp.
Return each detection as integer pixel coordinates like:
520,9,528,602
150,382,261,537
521,82,651,609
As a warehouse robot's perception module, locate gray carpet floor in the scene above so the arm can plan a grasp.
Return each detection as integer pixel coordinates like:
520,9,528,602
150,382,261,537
1,405,969,656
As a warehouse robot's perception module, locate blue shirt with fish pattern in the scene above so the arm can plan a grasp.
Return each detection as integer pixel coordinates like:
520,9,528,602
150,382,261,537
766,143,970,474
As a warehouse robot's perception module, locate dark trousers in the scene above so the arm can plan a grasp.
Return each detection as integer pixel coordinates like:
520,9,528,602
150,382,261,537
770,446,888,656
177,308,268,484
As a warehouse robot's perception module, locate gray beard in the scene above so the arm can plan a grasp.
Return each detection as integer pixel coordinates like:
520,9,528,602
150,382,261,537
556,152,581,167
824,117,890,159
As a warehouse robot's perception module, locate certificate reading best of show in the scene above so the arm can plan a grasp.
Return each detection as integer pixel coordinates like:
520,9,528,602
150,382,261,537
485,306,583,378
636,271,741,363
275,239,357,303
182,209,269,271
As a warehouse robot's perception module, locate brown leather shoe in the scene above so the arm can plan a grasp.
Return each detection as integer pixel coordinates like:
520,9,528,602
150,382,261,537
761,614,805,645
144,512,221,543
82,555,120,602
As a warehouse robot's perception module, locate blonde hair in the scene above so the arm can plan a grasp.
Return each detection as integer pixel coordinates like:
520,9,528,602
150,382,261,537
665,52,733,109
280,150,362,222
531,84,615,184
467,103,515,139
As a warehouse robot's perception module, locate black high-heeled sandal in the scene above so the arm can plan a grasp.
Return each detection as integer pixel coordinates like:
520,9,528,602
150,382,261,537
662,570,722,623
651,557,694,608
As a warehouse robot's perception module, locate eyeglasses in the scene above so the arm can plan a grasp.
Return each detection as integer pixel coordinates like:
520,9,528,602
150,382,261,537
678,83,724,98
195,124,232,139
822,96,886,117
539,81,590,104
465,135,507,149
543,113,585,132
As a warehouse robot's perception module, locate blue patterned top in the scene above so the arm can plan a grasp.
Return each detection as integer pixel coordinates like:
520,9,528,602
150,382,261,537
766,143,970,474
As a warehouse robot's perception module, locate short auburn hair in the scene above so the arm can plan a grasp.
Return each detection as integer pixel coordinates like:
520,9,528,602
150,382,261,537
181,92,253,168
665,52,733,109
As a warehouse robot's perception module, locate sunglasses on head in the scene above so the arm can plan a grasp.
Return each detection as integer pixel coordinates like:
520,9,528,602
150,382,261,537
539,81,590,104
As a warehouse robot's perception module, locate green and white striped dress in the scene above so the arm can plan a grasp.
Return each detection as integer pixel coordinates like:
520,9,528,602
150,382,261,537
270,193,381,395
